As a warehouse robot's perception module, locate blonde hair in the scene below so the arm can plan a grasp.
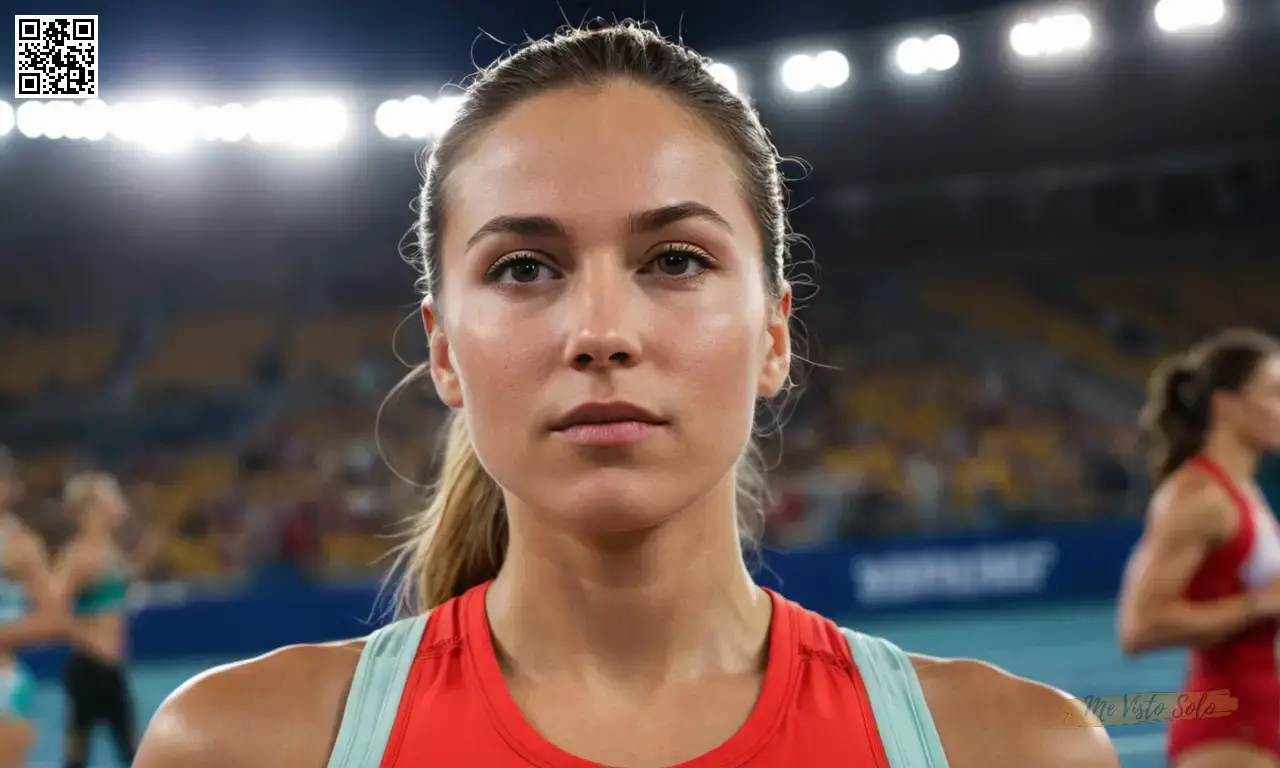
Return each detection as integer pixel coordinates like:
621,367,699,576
391,24,791,616
64,471,117,518
396,411,507,613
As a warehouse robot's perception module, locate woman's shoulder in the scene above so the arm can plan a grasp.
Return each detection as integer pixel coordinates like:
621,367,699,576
0,519,45,562
135,638,366,768
909,653,1118,768
1146,466,1239,542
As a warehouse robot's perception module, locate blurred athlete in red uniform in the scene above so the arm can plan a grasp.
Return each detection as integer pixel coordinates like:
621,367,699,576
1121,328,1280,768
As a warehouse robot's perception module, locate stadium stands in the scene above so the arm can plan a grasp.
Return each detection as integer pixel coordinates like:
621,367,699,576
134,311,279,392
920,277,1156,382
0,327,119,396
2,282,1156,582
914,233,1280,387
285,310,407,380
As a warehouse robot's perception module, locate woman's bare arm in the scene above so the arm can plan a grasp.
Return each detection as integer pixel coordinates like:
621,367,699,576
917,654,1119,768
0,527,66,648
135,641,362,768
1117,478,1261,654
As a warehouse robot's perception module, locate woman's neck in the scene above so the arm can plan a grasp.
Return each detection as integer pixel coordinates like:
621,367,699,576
487,479,771,692
79,520,113,545
1202,428,1258,484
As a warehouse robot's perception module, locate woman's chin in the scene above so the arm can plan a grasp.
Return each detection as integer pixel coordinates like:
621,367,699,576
531,478,696,535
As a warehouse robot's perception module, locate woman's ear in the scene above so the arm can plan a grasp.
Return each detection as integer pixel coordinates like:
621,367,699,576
757,284,792,398
424,299,463,408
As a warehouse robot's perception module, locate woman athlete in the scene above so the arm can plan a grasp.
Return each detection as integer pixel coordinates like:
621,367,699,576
1119,328,1280,768
55,472,147,768
0,448,65,767
137,24,1117,768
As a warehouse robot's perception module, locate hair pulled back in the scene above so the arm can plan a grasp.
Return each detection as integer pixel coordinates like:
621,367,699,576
393,23,794,615
1140,327,1279,484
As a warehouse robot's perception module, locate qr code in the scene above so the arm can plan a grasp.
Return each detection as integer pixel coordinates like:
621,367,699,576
14,15,98,99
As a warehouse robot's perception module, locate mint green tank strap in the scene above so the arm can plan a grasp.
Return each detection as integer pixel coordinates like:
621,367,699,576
326,614,430,768
840,627,949,768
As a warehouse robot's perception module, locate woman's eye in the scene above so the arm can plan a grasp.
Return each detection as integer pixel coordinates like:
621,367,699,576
651,250,709,277
494,258,550,284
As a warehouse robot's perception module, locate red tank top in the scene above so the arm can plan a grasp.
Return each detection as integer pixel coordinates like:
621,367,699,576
374,582,893,767
1182,455,1280,682
1168,455,1280,759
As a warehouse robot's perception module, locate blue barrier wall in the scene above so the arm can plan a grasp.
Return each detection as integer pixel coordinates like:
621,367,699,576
19,520,1144,678
757,520,1142,618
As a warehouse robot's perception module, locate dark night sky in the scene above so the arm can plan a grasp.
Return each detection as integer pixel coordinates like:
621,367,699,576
35,0,1014,94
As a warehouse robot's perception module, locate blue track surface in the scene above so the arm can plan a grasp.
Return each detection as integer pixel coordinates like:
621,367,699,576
855,599,1177,768
28,599,1178,767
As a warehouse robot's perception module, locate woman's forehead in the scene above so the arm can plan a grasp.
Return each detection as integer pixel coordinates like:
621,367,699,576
444,84,751,237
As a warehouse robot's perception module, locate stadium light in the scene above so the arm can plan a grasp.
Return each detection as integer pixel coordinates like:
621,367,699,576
1155,0,1226,33
247,100,286,144
245,97,347,148
374,100,406,138
706,62,741,94
78,100,110,140
142,101,198,152
814,51,850,88
15,101,45,138
75,99,196,152
189,102,248,144
42,102,71,139
375,95,463,141
40,100,106,141
196,106,225,141
215,104,250,142
1009,12,1094,59
780,50,850,93
109,102,144,143
894,34,961,76
3,95,342,148
288,97,348,147
400,95,433,140
61,103,89,140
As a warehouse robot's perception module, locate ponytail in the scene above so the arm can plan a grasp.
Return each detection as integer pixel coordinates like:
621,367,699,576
396,410,506,615
1141,357,1209,485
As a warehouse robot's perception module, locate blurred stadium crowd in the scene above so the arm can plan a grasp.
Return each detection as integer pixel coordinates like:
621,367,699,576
5,226,1279,583
1,0,1278,603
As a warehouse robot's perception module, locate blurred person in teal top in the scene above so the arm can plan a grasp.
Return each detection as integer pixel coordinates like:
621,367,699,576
0,448,67,768
54,471,157,768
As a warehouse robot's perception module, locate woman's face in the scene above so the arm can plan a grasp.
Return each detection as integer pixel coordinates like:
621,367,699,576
92,479,129,528
425,82,791,536
1228,354,1280,451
